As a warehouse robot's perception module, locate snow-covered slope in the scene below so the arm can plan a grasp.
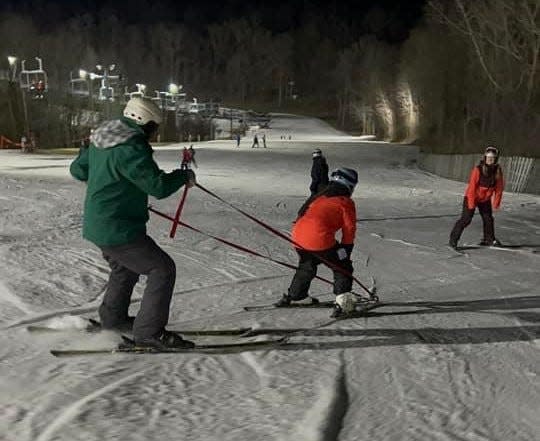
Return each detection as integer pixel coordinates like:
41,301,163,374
1,115,539,441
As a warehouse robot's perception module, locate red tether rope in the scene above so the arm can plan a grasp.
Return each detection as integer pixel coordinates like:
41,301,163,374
194,183,374,297
169,186,189,238
149,206,333,285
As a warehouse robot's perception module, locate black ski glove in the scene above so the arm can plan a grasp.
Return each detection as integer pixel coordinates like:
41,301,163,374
336,243,354,260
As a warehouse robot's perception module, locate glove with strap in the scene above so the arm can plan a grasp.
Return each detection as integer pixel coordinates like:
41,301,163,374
336,243,354,260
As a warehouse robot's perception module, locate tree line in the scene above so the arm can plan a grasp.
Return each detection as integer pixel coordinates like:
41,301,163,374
0,0,538,155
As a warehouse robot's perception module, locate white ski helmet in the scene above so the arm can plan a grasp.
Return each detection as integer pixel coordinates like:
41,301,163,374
484,145,499,162
335,293,357,313
330,167,358,193
123,97,162,126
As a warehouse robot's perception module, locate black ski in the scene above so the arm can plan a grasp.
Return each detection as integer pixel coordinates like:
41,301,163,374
244,296,379,312
244,298,333,311
50,336,288,357
28,318,252,337
26,318,102,334
331,301,386,320
461,244,537,254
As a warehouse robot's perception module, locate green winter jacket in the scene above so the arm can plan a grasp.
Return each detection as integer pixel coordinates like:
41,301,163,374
70,117,189,247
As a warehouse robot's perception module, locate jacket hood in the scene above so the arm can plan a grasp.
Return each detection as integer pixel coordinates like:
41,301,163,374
90,118,144,149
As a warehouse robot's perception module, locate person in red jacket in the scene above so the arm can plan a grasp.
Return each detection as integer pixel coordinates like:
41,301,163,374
181,146,192,169
449,146,504,249
275,167,358,317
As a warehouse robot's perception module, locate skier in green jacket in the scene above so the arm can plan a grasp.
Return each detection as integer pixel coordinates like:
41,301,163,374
70,97,196,349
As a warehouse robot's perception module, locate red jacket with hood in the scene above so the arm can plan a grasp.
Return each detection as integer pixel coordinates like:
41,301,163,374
464,164,504,210
292,195,356,251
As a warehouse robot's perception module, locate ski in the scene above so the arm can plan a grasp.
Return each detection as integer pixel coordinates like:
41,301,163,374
331,301,386,320
461,244,537,255
50,336,287,357
244,301,335,311
26,318,102,334
27,318,252,337
243,296,379,312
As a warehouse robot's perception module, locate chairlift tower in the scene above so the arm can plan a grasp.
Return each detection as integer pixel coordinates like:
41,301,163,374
93,64,119,101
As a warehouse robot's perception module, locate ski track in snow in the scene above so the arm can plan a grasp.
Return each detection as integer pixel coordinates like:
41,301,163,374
34,367,153,441
1,115,540,441
0,280,32,315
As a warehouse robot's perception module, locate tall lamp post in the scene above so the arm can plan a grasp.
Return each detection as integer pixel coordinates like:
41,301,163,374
12,56,30,137
78,69,95,110
6,56,22,140
7,56,17,82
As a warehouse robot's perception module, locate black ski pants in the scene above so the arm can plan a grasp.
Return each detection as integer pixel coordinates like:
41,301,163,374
450,197,495,244
288,246,353,300
99,235,176,340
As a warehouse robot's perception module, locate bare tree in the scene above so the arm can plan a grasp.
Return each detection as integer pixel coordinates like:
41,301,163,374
429,0,540,108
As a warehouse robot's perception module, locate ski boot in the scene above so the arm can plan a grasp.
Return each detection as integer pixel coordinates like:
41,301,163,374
479,238,502,247
330,303,344,318
331,293,358,318
274,294,319,307
134,330,195,350
274,294,292,307
448,238,458,250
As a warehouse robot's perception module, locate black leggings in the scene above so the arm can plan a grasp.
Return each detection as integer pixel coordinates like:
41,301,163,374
288,246,353,300
450,197,495,244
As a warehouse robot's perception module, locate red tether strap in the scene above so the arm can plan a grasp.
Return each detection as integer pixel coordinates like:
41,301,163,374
169,186,189,238
195,183,374,297
149,206,333,285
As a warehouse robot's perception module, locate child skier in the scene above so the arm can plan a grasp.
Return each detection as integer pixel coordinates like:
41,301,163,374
275,167,359,317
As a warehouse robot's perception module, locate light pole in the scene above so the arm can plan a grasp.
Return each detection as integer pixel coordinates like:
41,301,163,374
79,69,95,111
288,80,295,99
7,56,17,82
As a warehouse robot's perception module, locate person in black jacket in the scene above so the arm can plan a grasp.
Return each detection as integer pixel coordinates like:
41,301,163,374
310,148,329,195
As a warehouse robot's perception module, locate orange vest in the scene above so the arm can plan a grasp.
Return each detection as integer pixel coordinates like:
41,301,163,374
292,195,356,251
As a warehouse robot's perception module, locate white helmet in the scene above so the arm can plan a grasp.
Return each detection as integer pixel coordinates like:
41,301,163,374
123,97,162,125
335,293,357,313
484,146,499,161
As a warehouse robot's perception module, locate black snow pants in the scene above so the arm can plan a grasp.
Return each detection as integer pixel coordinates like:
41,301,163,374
98,235,176,340
449,197,495,244
288,246,353,300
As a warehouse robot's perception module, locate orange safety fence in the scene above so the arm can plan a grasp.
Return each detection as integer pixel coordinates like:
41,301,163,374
0,135,22,149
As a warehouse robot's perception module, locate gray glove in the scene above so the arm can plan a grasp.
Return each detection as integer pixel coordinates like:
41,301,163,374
336,243,354,260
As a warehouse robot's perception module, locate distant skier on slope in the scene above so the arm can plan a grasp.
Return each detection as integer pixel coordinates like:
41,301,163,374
275,167,359,317
309,148,329,195
251,134,259,148
449,146,504,249
181,145,197,169
69,97,197,350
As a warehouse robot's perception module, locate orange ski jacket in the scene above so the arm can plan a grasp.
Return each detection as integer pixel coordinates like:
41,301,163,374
464,165,504,210
292,195,357,251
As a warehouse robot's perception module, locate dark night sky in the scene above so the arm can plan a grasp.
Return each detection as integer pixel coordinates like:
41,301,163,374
0,0,427,43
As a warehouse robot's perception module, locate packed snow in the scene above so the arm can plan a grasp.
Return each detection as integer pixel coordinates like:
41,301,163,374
1,114,539,441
